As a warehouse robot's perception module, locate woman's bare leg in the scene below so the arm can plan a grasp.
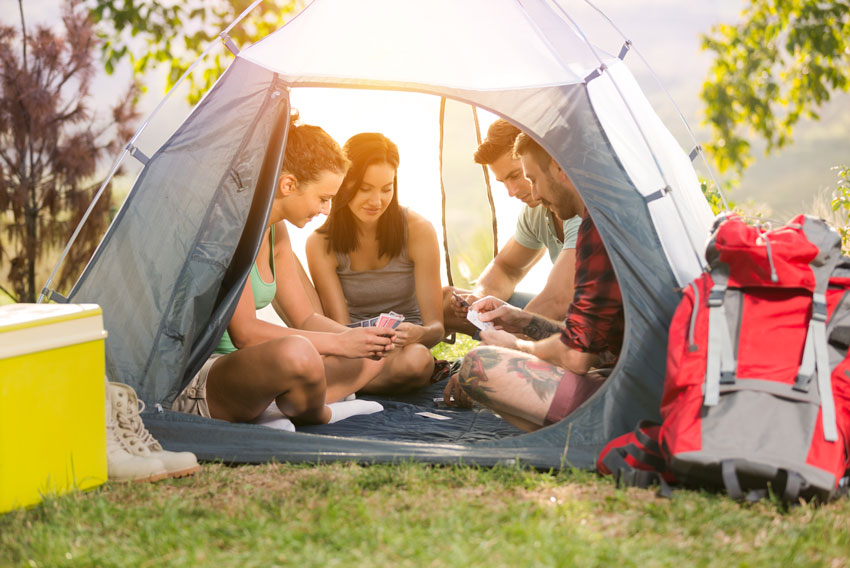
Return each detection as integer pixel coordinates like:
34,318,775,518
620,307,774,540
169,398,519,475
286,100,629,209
205,336,331,425
322,356,386,402
358,343,435,395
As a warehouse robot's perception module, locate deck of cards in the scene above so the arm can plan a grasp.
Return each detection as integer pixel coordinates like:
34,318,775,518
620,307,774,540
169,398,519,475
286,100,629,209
346,311,405,329
466,309,495,331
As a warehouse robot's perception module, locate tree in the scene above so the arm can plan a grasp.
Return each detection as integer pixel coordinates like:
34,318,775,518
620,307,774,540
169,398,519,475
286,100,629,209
88,0,302,104
700,0,850,175
0,0,139,303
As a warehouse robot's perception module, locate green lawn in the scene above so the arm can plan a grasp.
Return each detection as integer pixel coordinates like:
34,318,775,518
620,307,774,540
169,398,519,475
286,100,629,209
2,462,849,567
2,338,849,566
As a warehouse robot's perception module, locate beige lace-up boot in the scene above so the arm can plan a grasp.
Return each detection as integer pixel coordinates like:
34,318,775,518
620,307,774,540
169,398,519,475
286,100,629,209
106,381,168,482
108,381,200,479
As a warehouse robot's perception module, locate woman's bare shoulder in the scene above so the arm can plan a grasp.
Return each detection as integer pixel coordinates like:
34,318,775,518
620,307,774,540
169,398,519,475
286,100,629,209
305,229,330,252
407,209,437,236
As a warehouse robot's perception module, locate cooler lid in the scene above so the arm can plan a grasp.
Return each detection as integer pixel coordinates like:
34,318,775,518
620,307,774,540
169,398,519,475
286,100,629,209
0,304,103,332
0,304,106,359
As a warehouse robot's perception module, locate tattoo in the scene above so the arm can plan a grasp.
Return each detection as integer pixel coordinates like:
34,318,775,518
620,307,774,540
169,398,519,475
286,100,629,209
458,352,495,404
521,315,562,341
506,357,560,401
476,348,505,370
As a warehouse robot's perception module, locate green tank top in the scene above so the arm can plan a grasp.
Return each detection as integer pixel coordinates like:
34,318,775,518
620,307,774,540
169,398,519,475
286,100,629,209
215,226,277,354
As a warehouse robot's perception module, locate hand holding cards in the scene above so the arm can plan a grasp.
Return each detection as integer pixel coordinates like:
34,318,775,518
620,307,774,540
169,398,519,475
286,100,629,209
451,290,470,308
466,309,494,331
346,311,405,329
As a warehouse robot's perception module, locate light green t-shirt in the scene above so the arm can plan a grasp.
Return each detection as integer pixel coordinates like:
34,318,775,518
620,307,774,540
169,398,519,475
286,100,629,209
215,226,277,354
513,204,581,264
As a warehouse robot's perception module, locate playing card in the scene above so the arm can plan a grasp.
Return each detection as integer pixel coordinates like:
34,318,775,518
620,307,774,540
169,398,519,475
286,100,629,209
377,312,404,328
466,309,494,331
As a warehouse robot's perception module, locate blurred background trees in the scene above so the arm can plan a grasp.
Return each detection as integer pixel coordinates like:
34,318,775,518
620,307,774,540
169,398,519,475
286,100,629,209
89,0,302,104
700,0,849,175
0,0,139,302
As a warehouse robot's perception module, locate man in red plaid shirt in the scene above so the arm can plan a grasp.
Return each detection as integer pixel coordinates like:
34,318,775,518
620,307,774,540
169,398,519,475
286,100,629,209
444,133,624,431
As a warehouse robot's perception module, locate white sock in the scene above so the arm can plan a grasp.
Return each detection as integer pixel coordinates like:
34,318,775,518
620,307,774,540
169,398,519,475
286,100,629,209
328,400,384,423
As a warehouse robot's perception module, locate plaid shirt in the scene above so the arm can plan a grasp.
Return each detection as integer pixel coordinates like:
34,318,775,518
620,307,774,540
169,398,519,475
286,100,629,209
561,213,624,358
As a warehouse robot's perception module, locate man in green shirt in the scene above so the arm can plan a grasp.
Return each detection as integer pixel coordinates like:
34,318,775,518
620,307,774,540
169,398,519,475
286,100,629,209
443,119,581,336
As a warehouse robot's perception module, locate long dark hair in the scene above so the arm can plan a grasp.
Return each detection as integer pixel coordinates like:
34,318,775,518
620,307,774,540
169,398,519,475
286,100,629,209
318,132,404,258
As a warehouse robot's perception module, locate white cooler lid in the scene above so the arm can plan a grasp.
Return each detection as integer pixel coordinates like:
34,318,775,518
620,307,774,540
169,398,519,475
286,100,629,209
0,304,107,359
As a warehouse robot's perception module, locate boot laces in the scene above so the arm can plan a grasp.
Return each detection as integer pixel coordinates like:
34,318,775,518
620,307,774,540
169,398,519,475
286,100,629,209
113,386,162,452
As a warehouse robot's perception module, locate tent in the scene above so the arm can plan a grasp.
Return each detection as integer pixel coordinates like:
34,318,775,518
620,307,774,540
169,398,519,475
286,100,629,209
47,0,715,469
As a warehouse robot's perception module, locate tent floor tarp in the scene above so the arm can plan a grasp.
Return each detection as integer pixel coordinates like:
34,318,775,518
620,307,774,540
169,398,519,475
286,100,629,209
143,379,528,465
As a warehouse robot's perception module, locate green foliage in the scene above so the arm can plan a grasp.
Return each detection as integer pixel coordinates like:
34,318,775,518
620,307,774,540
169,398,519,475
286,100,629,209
829,165,850,253
701,0,850,174
88,0,303,104
447,224,497,291
700,178,733,216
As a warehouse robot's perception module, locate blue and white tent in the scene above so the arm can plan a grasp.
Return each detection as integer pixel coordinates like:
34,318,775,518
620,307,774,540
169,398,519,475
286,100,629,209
53,0,714,468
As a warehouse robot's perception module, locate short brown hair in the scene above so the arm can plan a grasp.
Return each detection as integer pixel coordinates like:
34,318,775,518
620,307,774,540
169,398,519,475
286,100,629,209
513,132,552,171
473,119,521,165
281,113,348,185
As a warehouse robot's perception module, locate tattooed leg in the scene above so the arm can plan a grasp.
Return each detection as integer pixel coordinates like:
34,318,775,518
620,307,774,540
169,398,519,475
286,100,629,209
457,348,503,404
457,345,566,431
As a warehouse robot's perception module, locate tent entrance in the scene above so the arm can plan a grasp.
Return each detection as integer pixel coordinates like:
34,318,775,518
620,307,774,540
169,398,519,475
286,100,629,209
42,0,721,469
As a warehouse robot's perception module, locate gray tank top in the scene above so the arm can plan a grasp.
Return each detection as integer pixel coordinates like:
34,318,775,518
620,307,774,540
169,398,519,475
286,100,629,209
335,209,422,325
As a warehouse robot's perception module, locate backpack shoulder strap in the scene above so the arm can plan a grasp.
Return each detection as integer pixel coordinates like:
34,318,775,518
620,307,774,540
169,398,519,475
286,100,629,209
799,217,844,442
704,263,737,406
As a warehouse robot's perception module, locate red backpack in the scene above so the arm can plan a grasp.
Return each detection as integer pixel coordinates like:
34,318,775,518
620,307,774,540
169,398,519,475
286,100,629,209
658,214,850,502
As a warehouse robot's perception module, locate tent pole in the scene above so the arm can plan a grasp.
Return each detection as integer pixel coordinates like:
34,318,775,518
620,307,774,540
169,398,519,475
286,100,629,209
538,0,709,270
38,0,264,303
438,97,454,288
439,98,457,345
473,107,499,258
580,0,729,212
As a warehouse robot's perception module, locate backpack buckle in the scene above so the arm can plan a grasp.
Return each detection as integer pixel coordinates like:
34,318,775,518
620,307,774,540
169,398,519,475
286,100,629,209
707,289,725,307
811,299,828,323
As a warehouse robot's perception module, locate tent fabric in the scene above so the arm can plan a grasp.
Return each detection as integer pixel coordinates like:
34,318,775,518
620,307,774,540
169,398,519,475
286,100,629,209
240,0,613,91
67,0,715,469
586,62,713,285
69,59,290,404
144,379,526,463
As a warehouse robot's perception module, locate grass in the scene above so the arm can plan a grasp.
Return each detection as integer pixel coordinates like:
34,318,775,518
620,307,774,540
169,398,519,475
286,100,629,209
2,462,850,567
431,333,479,362
3,338,850,566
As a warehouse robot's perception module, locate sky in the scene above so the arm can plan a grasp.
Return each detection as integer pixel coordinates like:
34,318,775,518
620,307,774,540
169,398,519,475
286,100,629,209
10,0,850,292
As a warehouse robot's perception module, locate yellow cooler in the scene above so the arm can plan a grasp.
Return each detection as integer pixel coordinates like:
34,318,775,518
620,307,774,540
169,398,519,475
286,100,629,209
0,303,108,513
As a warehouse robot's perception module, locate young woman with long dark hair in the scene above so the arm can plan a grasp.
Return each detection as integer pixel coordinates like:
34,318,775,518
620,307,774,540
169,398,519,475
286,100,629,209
306,132,444,393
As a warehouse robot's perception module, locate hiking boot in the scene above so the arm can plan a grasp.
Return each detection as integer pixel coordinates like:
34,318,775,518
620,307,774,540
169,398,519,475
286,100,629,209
108,381,200,479
106,388,169,482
